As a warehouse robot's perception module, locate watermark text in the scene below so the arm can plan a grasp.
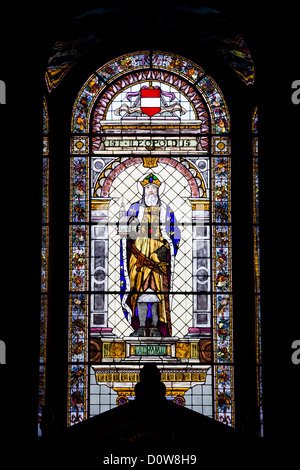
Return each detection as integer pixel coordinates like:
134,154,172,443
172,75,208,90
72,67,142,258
291,340,300,365
0,80,5,104
0,340,6,364
291,80,300,105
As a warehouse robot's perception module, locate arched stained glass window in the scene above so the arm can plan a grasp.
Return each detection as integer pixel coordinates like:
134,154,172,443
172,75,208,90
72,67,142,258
252,106,263,437
67,51,233,426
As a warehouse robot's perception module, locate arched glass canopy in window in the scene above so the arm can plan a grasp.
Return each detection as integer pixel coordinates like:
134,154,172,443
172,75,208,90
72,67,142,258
67,51,234,427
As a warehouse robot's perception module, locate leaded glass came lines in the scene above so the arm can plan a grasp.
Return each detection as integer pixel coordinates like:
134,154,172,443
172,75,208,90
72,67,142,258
67,52,234,427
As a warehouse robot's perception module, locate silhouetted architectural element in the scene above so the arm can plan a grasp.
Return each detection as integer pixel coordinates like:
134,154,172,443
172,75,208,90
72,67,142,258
36,365,264,466
135,364,167,402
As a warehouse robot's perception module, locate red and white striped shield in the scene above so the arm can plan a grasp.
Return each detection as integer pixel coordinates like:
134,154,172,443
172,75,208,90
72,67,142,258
140,86,161,117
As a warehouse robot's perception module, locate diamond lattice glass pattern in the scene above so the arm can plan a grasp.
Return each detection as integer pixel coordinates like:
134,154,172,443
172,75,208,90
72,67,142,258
66,52,235,428
106,162,193,338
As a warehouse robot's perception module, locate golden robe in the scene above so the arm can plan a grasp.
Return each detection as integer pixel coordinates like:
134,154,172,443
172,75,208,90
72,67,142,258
128,206,169,327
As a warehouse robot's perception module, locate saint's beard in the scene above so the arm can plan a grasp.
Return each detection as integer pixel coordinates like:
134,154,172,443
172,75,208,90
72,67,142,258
145,193,159,207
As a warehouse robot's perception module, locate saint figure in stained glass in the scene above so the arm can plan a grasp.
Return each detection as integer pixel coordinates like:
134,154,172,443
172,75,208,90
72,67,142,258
119,173,181,337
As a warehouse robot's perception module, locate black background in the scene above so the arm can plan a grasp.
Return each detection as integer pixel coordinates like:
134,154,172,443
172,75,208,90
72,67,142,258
0,1,299,463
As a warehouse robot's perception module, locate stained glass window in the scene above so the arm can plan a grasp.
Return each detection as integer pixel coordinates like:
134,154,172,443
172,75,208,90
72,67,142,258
67,51,234,426
39,97,50,435
252,106,263,436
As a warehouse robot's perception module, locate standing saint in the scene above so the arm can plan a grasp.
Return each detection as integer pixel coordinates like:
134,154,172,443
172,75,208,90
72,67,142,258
119,173,180,337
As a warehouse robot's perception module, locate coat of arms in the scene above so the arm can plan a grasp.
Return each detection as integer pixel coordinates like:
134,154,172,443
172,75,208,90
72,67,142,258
115,82,186,118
